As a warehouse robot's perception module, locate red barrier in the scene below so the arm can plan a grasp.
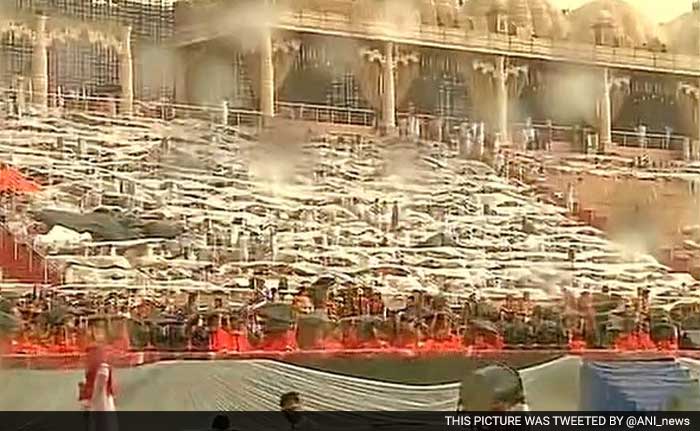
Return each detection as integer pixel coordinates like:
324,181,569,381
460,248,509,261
2,328,684,369
615,333,654,351
2,348,692,372
0,228,60,284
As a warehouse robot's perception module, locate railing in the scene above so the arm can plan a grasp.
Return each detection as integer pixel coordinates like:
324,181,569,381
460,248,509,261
611,129,686,151
0,85,690,151
390,116,690,151
0,86,383,130
276,101,375,126
0,86,250,128
0,224,61,286
396,112,464,130
173,9,700,77
509,120,688,151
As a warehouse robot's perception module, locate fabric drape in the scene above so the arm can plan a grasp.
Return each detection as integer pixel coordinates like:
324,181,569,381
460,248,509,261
274,50,295,92
245,42,298,99
468,70,495,123
611,88,627,123
244,52,260,99
677,87,698,138
353,56,383,110
396,60,420,107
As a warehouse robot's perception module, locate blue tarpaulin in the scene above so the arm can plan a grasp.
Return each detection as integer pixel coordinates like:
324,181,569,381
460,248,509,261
580,360,700,411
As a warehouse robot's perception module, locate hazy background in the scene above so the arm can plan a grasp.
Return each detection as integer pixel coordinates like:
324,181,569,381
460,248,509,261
551,0,692,24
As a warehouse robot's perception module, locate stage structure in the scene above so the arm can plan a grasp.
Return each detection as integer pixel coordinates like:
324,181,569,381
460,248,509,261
0,11,134,114
1,1,700,147
168,0,700,145
6,0,174,100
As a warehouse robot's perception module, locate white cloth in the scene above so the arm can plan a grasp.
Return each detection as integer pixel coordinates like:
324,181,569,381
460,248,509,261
84,365,119,431
89,363,116,412
408,115,420,140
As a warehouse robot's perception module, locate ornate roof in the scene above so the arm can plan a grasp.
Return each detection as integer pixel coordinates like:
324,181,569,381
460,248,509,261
661,10,700,55
462,0,569,39
567,0,660,47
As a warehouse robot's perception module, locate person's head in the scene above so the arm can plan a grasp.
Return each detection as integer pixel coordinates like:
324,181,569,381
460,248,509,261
211,414,230,431
293,295,313,315
490,395,527,411
459,364,526,411
280,392,301,412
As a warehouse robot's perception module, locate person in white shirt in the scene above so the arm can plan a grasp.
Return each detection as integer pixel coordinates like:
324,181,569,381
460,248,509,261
79,346,119,431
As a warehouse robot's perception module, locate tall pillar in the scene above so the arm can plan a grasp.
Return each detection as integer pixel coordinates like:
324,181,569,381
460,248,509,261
32,15,48,110
260,28,275,124
174,47,188,104
222,100,229,126
15,76,26,117
494,55,508,144
599,67,612,149
382,41,396,135
120,26,134,116
695,78,700,159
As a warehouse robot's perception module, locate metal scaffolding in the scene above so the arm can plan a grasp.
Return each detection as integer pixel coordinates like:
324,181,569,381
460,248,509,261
6,0,175,100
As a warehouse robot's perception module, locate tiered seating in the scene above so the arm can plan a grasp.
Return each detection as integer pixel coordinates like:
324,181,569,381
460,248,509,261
0,110,694,316
580,360,700,411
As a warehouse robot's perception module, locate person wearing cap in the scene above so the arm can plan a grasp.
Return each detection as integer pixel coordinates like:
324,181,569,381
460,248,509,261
458,364,530,411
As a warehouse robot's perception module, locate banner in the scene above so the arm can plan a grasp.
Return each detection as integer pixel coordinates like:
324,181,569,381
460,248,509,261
0,412,696,431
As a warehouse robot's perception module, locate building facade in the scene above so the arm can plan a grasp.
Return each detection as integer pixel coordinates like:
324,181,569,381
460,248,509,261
1,0,700,142
4,0,174,99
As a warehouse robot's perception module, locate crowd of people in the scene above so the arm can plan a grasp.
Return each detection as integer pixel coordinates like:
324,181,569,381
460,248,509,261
1,277,694,356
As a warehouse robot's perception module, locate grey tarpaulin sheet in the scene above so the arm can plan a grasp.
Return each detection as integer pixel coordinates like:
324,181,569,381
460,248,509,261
35,209,182,241
0,356,582,411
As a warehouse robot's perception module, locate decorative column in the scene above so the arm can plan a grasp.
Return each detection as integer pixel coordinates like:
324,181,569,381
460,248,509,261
598,67,612,150
260,28,275,124
32,15,48,110
382,41,397,135
696,78,700,159
174,47,188,104
678,80,700,160
222,100,229,126
494,55,508,145
120,26,134,116
696,108,700,156
15,76,26,117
